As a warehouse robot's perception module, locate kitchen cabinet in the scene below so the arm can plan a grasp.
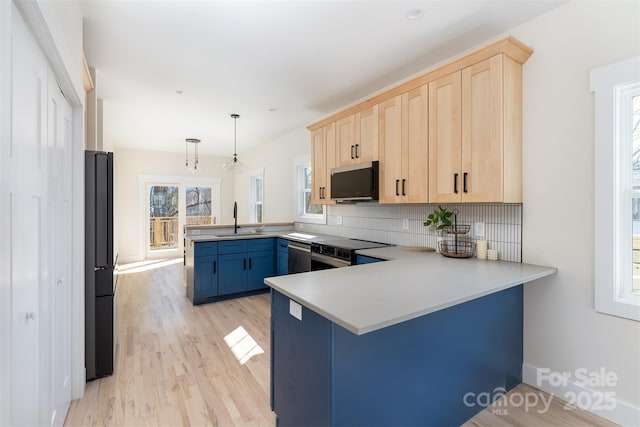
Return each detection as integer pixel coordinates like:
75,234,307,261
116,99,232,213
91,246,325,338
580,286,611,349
307,37,531,206
429,54,522,203
336,105,378,167
276,238,289,276
310,123,335,204
217,238,274,296
270,286,524,425
186,241,219,304
379,85,429,204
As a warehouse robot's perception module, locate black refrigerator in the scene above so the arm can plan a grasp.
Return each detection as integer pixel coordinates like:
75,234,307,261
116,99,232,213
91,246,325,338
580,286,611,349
85,151,115,380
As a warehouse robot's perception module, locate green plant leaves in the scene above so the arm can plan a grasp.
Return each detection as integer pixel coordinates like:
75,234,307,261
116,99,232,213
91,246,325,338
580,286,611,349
424,205,453,231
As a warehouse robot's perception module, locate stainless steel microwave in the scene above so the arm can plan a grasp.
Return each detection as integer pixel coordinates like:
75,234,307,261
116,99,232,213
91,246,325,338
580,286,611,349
330,161,379,202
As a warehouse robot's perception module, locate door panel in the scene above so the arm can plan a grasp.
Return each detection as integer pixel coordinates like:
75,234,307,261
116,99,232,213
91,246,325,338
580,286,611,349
462,56,503,202
355,105,378,163
248,251,275,291
404,85,429,203
336,115,356,166
218,253,247,295
10,5,48,425
429,72,462,203
310,129,324,204
378,96,402,204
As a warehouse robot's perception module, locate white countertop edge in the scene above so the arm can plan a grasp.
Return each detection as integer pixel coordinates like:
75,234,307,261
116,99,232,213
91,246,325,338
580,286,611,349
265,266,557,335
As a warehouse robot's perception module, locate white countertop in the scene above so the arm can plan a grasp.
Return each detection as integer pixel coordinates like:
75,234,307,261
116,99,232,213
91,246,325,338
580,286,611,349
265,247,557,335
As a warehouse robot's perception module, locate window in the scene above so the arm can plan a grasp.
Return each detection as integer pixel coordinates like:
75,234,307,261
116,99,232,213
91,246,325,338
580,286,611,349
591,56,640,321
249,169,264,223
294,156,325,224
139,175,221,258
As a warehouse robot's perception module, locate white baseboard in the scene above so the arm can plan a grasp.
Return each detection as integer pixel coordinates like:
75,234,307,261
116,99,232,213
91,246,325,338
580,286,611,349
523,363,640,426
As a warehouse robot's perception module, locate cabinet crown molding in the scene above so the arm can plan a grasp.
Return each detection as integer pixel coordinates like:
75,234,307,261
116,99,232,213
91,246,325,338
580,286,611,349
307,35,532,131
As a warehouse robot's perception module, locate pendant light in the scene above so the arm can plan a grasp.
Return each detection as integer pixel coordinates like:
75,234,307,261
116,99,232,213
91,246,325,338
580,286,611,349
184,138,201,172
222,113,248,174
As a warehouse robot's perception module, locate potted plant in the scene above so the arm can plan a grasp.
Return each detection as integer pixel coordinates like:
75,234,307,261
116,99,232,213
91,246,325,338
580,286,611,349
424,206,453,251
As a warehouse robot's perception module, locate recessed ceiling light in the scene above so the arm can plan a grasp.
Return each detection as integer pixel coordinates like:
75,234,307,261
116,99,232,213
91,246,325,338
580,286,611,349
404,8,424,21
175,89,183,95
269,108,278,112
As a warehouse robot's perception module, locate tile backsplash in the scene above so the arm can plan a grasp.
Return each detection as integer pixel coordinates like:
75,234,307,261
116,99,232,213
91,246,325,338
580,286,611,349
296,203,522,262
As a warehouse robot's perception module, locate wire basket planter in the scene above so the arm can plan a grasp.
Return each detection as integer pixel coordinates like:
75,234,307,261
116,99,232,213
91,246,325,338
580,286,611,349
437,209,475,258
438,238,476,258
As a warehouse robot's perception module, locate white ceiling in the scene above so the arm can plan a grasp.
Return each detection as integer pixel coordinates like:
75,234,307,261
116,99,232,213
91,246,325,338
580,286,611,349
81,0,565,156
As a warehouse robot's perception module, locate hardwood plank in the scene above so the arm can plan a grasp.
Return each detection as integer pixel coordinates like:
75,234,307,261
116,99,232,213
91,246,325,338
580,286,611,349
65,260,617,427
64,259,275,427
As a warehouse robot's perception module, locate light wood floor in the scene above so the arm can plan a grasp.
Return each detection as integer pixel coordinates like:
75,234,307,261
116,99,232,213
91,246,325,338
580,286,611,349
65,259,618,427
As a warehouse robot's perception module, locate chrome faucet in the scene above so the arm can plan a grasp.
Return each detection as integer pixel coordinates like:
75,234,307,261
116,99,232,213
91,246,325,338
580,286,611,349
233,201,239,234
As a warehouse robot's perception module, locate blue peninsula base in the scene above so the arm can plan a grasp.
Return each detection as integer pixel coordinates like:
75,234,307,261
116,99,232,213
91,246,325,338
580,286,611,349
270,285,523,426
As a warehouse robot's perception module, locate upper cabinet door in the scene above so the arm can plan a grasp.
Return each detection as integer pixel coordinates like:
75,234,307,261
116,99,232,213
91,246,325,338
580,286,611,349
429,71,462,203
311,128,325,205
355,105,379,163
462,55,503,202
403,85,429,203
378,96,402,203
336,115,356,166
323,122,336,204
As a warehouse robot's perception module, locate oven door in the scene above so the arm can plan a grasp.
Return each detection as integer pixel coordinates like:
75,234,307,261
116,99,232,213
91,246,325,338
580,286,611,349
310,253,351,270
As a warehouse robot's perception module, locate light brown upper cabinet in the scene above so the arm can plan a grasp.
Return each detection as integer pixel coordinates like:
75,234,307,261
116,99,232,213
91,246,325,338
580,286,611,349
429,54,523,203
308,36,532,205
379,85,429,204
311,123,336,205
336,105,379,166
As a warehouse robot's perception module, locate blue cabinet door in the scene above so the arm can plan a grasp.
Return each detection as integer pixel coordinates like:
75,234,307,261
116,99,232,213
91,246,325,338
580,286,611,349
277,252,288,276
248,251,275,290
218,253,247,295
276,239,288,276
194,255,217,298
271,290,331,426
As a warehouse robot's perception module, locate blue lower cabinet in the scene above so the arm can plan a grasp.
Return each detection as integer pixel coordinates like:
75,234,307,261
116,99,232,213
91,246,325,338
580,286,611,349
276,253,288,276
271,290,331,426
248,251,275,291
356,255,383,265
193,255,217,299
276,239,289,276
218,253,248,295
271,286,524,426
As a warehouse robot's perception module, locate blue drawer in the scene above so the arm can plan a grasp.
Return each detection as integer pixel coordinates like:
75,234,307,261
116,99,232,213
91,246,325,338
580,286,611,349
195,242,218,257
218,239,249,254
248,238,275,252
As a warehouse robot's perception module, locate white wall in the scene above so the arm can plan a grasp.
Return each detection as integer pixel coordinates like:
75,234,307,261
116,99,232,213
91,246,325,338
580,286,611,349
233,127,309,223
506,0,640,416
114,147,235,261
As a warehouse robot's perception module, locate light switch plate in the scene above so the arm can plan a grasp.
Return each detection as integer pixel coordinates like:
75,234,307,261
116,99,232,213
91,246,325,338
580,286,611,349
475,222,485,237
289,300,302,321
336,215,343,225
402,218,409,230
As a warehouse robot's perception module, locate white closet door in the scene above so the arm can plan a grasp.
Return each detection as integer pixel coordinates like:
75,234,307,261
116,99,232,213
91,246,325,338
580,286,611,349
49,77,73,427
9,4,49,426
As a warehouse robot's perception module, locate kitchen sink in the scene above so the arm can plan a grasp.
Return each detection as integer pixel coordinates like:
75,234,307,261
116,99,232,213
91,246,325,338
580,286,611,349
214,230,262,237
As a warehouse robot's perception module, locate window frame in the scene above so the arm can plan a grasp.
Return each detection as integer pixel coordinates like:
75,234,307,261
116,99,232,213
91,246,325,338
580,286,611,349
591,56,640,322
293,155,326,224
248,168,264,224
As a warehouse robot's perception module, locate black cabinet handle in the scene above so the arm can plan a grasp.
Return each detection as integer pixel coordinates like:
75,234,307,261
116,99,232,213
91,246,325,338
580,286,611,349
402,179,406,196
243,258,246,270
355,144,359,158
322,187,325,199
249,258,252,269
279,244,287,248
321,187,324,199
454,173,459,194
395,179,399,196
350,145,355,159
463,172,468,193
213,261,216,274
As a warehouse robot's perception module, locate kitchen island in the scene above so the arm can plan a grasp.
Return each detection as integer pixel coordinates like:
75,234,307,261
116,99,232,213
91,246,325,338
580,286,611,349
265,248,556,426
